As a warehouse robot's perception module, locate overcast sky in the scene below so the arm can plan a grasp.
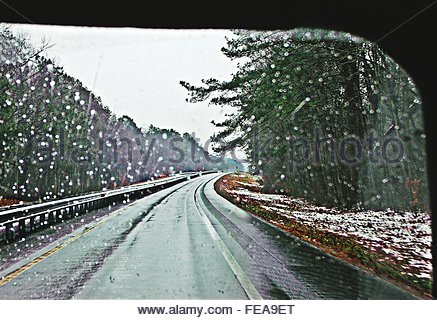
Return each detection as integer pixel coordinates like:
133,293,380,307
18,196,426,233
8,24,238,148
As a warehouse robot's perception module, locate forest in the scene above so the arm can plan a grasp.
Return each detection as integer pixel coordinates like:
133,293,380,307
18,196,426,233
181,29,429,212
0,27,237,202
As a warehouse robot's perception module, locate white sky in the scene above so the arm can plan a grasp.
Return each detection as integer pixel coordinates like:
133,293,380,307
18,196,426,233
7,24,238,148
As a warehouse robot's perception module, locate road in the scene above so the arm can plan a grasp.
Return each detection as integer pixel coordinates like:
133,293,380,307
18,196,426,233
0,174,416,299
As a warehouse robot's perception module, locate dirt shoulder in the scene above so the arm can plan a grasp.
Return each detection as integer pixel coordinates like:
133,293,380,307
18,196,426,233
214,173,432,299
0,198,23,207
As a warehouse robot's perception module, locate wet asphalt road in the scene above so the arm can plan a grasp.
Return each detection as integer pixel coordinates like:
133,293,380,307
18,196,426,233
0,174,416,299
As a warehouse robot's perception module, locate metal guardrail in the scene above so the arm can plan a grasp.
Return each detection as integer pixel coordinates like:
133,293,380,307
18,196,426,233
0,203,30,213
0,171,217,243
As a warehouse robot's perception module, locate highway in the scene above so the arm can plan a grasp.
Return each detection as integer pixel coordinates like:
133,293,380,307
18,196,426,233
0,174,416,299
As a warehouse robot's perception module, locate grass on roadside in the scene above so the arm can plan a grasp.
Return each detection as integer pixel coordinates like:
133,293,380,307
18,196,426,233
214,173,432,299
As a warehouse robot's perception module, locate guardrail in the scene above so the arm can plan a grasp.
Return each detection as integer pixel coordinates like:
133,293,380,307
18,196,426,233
0,171,217,243
0,202,30,213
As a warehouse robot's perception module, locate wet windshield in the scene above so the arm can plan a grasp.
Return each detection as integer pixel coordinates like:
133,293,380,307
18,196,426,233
0,26,431,300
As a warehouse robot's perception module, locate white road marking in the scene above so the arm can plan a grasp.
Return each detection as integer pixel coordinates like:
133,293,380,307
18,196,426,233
194,181,263,300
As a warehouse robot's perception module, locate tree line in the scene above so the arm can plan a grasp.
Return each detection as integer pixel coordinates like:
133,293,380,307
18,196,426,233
181,29,428,212
0,27,238,202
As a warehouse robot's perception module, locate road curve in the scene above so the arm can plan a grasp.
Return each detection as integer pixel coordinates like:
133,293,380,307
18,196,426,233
75,174,254,299
0,174,254,299
0,173,416,299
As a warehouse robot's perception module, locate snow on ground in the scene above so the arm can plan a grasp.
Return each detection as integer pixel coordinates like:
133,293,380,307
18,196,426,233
227,178,432,280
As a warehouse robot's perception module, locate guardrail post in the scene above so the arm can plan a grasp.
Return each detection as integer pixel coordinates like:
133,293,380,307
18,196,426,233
29,216,35,231
18,219,26,238
48,211,55,225
5,223,13,242
39,213,46,228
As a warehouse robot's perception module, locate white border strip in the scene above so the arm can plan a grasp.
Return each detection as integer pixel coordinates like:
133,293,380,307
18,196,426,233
194,183,262,300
